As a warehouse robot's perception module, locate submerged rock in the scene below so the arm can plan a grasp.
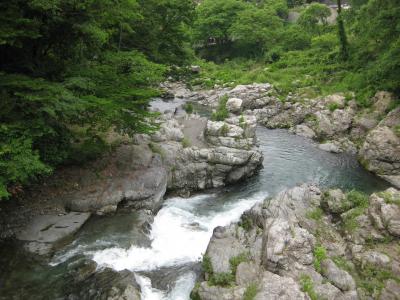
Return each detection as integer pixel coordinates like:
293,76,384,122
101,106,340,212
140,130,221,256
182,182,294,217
359,126,400,188
16,212,91,255
67,267,141,300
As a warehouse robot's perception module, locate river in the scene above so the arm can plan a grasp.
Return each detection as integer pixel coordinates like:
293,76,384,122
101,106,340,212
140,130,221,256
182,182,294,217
0,127,390,299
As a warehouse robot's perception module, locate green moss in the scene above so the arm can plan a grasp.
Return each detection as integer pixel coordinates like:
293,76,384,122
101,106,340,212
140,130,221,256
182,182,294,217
300,275,319,300
243,283,258,300
313,245,327,272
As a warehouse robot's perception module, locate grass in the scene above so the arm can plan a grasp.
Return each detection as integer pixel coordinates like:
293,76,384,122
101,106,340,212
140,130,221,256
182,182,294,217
219,123,229,136
229,252,250,276
339,190,369,233
239,114,247,129
395,125,400,137
181,137,191,148
148,142,165,159
306,207,324,221
183,102,194,114
211,95,229,121
341,206,366,233
300,275,319,300
327,102,339,112
239,215,254,231
243,283,258,300
313,245,327,272
201,253,250,287
378,191,400,206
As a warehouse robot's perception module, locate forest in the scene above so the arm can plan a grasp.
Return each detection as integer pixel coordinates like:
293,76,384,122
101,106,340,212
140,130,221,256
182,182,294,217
0,0,399,199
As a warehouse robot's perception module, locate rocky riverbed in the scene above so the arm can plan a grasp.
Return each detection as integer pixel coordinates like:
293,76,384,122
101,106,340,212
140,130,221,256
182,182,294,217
0,80,398,299
192,184,400,300
161,81,399,188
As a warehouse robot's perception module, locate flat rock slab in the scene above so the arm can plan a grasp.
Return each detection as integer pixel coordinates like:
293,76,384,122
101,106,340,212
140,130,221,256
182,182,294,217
16,212,91,255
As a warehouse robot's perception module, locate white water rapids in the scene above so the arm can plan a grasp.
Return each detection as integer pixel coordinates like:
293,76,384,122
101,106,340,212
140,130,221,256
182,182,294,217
91,191,268,299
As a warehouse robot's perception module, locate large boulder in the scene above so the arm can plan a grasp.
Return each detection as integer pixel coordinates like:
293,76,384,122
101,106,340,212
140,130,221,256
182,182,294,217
368,188,400,237
67,268,141,300
226,98,243,113
16,212,91,255
359,126,400,188
320,259,356,292
254,271,308,300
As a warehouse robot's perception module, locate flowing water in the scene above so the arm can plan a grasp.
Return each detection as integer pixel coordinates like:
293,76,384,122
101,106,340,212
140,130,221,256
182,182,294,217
0,127,391,300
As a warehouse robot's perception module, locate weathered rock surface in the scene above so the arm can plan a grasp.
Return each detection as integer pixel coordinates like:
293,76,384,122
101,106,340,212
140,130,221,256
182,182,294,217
359,125,400,188
192,184,400,300
16,212,91,255
255,271,308,300
67,267,141,300
184,82,399,186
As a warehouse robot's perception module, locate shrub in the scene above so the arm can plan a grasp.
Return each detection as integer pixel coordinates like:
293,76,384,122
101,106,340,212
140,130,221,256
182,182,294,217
209,272,235,287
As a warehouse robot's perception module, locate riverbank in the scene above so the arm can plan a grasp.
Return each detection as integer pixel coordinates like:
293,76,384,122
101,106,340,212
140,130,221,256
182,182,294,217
192,184,400,300
162,81,399,188
0,80,397,299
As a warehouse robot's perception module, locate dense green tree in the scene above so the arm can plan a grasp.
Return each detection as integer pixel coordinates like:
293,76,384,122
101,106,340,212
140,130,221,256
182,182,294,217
298,3,332,35
126,0,195,64
229,7,283,56
0,0,190,198
194,0,248,46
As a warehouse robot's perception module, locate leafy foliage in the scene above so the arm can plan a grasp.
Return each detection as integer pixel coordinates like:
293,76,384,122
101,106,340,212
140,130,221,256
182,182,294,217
0,0,192,199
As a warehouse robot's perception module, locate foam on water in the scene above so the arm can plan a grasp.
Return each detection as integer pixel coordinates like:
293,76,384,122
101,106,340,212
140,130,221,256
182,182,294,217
92,191,267,299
